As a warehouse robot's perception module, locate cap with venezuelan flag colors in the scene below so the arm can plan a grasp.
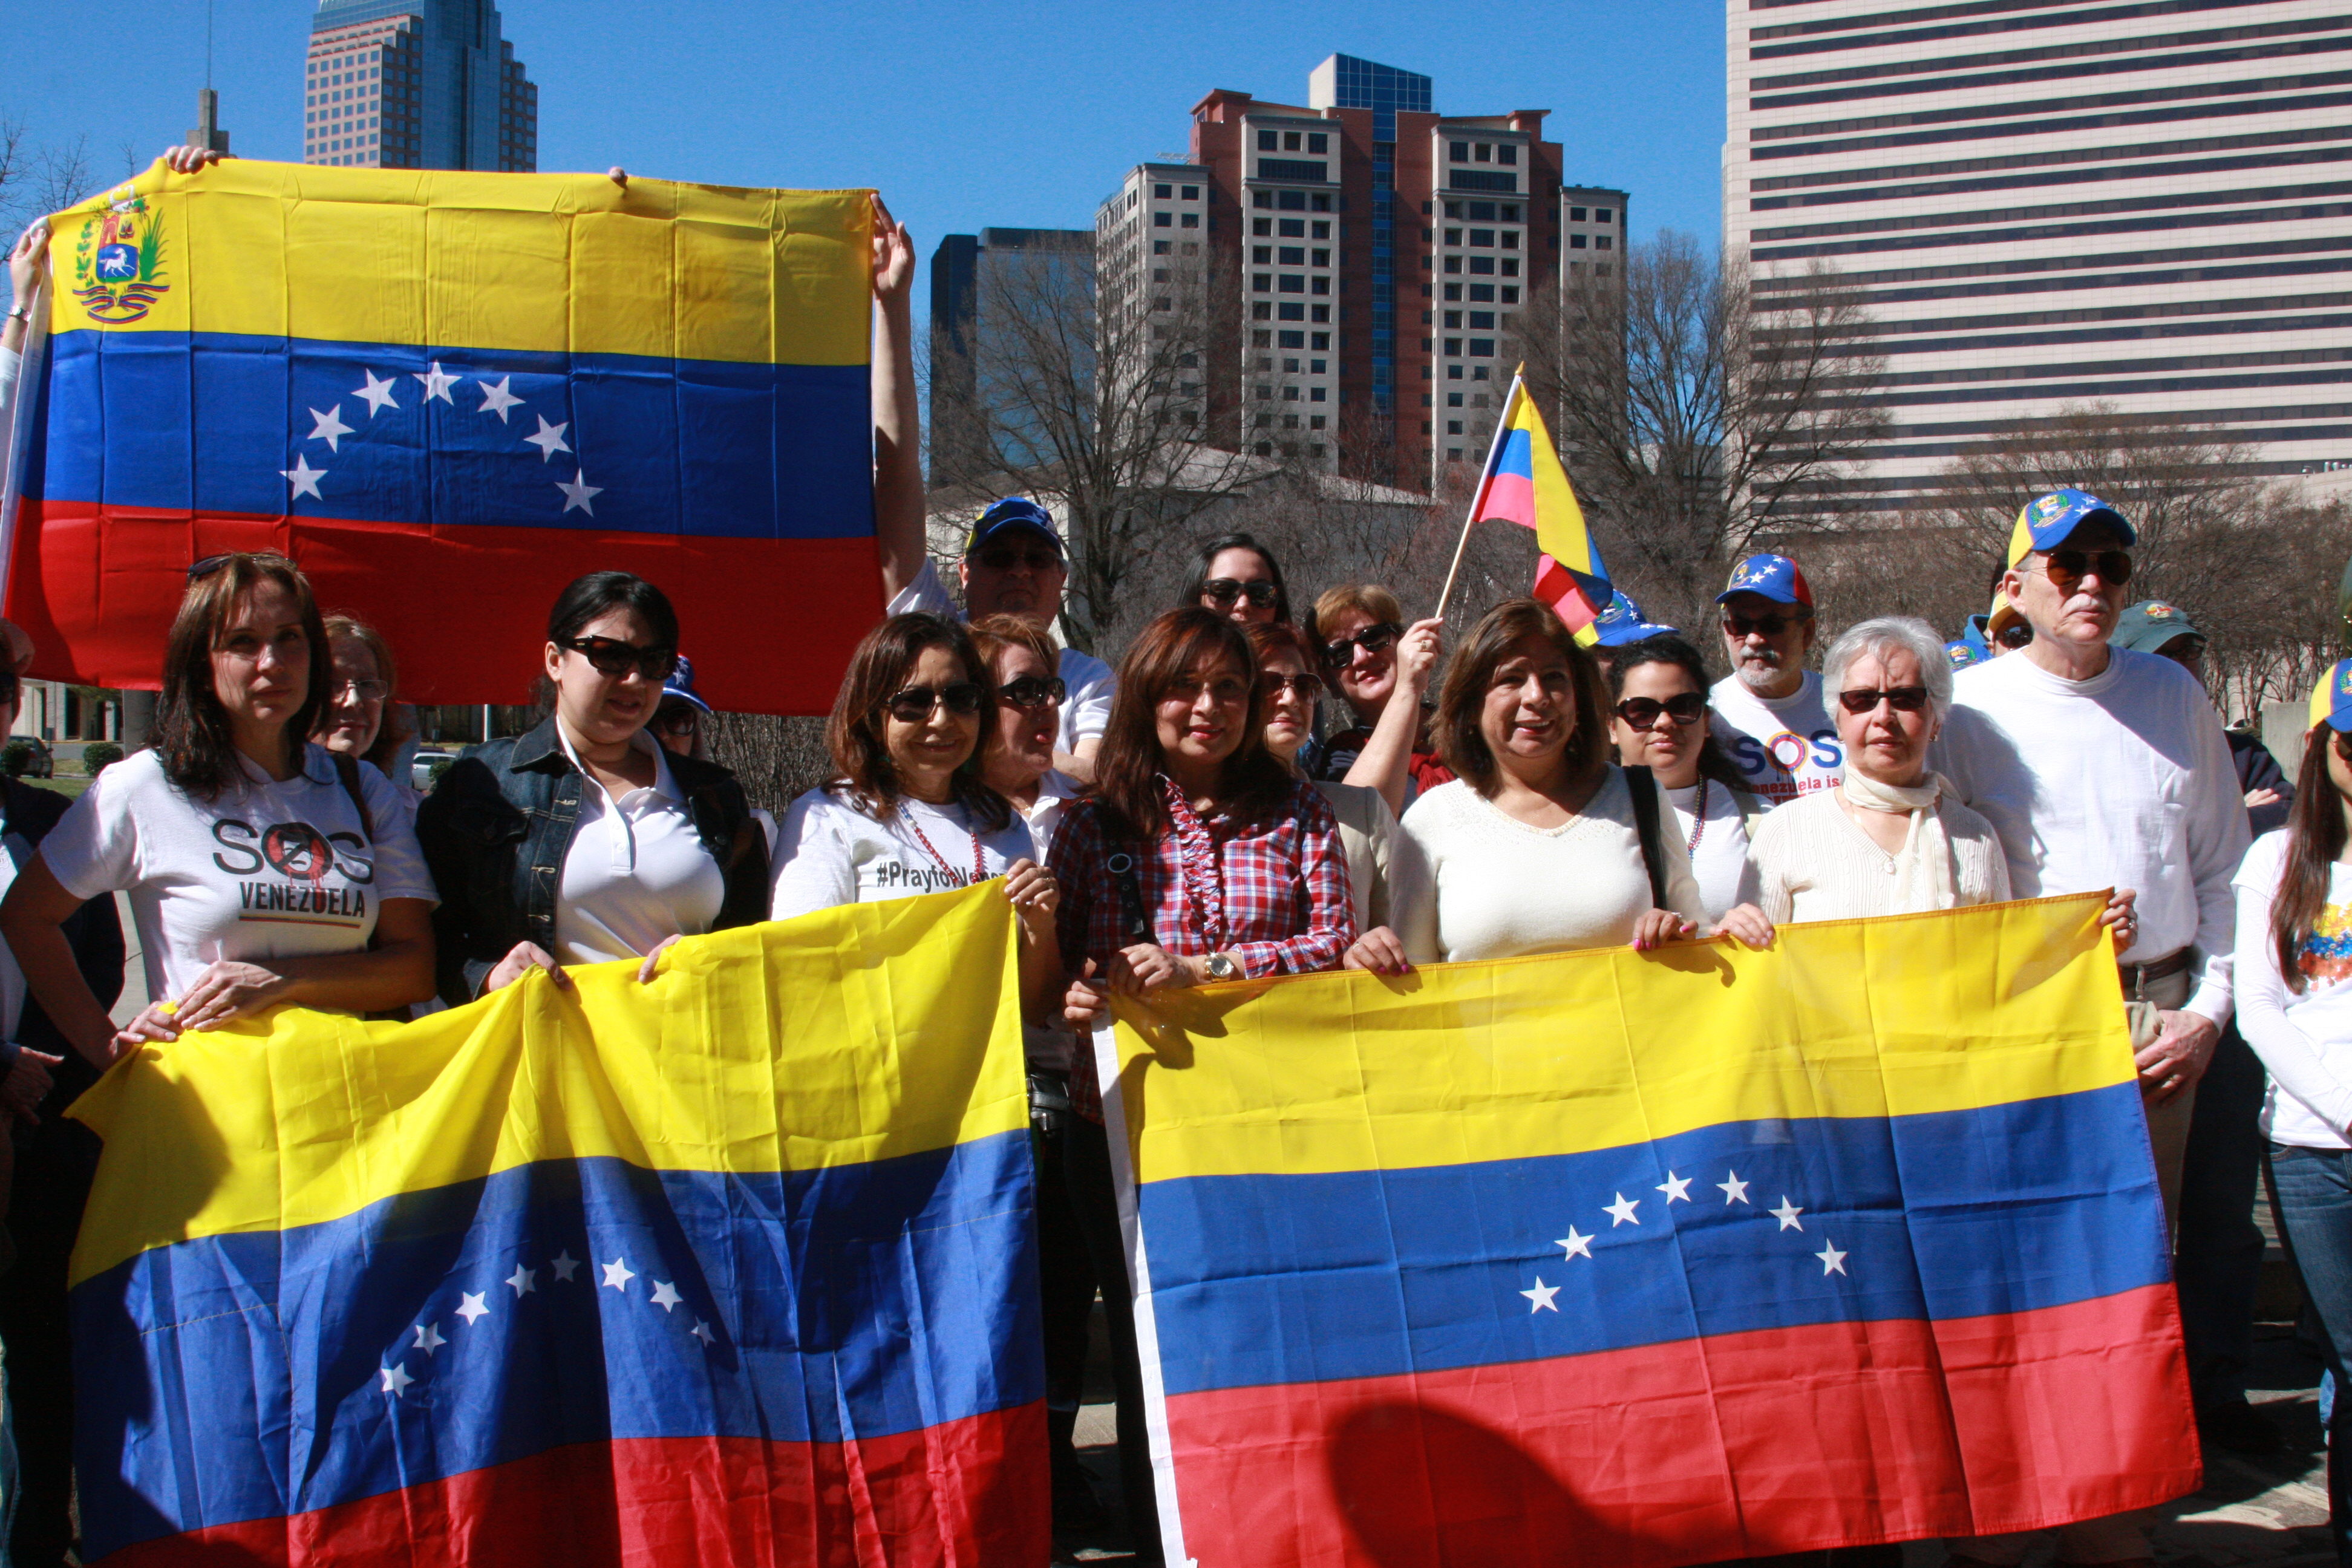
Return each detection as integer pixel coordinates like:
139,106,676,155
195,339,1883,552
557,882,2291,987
2006,489,2136,566
2311,657,2352,732
1591,589,1680,647
1717,554,1812,609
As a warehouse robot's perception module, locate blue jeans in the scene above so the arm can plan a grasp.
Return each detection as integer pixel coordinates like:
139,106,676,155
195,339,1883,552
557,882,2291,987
2177,1025,2269,1409
2265,1143,2352,1565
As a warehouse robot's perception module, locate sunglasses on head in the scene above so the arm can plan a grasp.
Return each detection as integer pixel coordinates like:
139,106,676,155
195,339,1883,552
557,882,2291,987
1322,621,1403,666
882,682,986,723
1615,692,1707,730
973,545,1060,572
1996,622,2033,650
1723,610,1808,639
1262,670,1327,701
1202,578,1278,609
1836,685,1931,715
559,635,677,682
2035,548,2134,590
997,675,1067,710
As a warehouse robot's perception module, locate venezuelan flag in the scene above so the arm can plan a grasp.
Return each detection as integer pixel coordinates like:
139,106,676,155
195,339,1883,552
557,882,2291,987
67,883,1045,1567
1468,370,1610,642
8,159,877,714
1098,895,2200,1567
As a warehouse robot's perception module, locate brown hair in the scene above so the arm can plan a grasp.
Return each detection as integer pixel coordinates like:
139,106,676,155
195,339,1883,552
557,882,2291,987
967,613,1059,679
156,552,332,799
1308,583,1405,650
1244,620,1322,671
319,614,413,775
1607,633,1748,792
2273,725,2350,993
1436,598,1611,795
1094,609,1293,840
823,612,1008,829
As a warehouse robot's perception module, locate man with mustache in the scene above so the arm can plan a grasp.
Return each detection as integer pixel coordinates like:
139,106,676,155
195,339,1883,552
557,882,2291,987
1707,554,1839,810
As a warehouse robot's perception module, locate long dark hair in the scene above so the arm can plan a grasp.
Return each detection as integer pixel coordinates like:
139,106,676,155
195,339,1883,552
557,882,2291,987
1436,598,1612,795
824,612,1009,829
157,552,332,798
1179,532,1293,624
536,571,681,711
1607,634,1746,792
2274,724,2350,993
1094,609,1293,840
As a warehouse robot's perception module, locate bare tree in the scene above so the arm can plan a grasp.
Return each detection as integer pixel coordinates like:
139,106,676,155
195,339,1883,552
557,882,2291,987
0,126,96,243
704,713,832,818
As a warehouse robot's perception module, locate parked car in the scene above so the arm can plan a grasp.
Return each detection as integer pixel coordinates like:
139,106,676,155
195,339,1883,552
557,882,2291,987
411,748,458,791
1,736,54,779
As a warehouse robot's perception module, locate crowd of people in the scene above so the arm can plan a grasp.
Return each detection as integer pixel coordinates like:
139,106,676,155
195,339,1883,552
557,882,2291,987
1,171,2350,1568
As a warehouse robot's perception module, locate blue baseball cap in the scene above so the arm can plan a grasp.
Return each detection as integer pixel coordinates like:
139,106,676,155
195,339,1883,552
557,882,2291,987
661,653,711,715
1945,638,1982,670
1958,615,1992,661
2007,489,2135,565
2312,658,2352,733
964,497,1063,557
1716,554,1813,609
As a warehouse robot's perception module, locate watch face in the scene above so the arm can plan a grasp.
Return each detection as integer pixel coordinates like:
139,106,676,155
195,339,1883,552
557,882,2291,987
1209,955,1237,980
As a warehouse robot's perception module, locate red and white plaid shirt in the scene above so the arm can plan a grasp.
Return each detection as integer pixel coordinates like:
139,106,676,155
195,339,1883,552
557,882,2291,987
1050,774,1356,1118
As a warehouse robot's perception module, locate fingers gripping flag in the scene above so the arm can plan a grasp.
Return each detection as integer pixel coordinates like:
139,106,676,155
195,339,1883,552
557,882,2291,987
1468,372,1611,641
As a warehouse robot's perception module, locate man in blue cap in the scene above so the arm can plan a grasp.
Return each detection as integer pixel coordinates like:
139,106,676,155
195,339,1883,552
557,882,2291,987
1938,491,2252,1556
880,495,1114,783
1708,552,1837,809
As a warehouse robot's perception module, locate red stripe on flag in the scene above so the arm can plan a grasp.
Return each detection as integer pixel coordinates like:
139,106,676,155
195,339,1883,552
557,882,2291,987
92,1404,1049,1567
1159,1285,2198,1568
7,501,884,716
1472,471,1537,531
1533,555,1601,633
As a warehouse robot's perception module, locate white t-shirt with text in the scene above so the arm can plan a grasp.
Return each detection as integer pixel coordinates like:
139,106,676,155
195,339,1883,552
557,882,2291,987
769,788,1037,920
2234,832,2352,1149
1708,671,1841,809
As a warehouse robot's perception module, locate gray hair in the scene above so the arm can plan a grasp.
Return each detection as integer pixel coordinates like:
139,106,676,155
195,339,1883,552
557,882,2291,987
1820,615,1954,722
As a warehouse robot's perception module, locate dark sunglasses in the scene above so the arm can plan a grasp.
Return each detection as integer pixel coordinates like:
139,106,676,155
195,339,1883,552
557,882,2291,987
1322,621,1403,667
1202,578,1279,609
998,675,1067,710
2336,730,2352,764
1996,622,2033,650
2036,548,2134,590
1836,685,1931,715
1261,670,1327,700
1615,692,1707,730
188,550,295,580
1722,611,1808,639
973,546,1061,572
883,682,987,723
559,635,678,682
650,704,701,736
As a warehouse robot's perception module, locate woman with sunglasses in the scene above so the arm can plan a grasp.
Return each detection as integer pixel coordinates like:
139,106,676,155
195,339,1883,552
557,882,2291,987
970,614,1082,851
417,571,770,1004
1307,583,1450,815
1180,531,1292,625
1607,636,1767,923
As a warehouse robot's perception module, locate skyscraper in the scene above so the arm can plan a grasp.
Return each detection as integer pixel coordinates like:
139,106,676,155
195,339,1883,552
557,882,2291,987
1723,0,2352,510
305,0,537,172
929,227,1097,483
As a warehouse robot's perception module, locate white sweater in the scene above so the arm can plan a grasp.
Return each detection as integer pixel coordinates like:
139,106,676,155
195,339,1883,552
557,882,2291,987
1749,786,2011,924
1936,647,2249,1024
2233,832,2352,1149
1396,768,1705,964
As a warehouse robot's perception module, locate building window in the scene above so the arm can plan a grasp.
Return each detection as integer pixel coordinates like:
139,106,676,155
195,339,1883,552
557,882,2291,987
1469,256,1494,275
1182,185,1199,200
1475,144,1492,163
1308,304,1328,321
1310,358,1325,373
1450,140,1469,162
1283,357,1299,372
1569,206,1587,221
1308,132,1328,154
1279,246,1305,265
1256,385,1273,400
1279,330,1305,348
1154,240,1172,254
1154,182,1172,199
1258,130,1278,151
1281,302,1307,320
1253,330,1273,347
1181,212,1199,228
1501,232,1518,249
1279,275,1304,293
1443,283,1461,301
1253,191,1274,209
1443,311,1460,328
1310,277,1329,295
1154,212,1172,227
1498,145,1518,166
1448,420,1464,434
1448,392,1465,407
1596,235,1612,250
1282,387,1300,402
1254,218,1273,235
1310,332,1330,350
1570,232,1589,250
1253,302,1272,319
1501,258,1519,276
1467,284,1494,303
1444,227,1462,245
1443,256,1461,274
1448,447,1463,460
1279,191,1308,211
1447,365,1464,380
1469,229,1494,248
1312,248,1329,266
1312,192,1333,211
1310,387,1326,402
1311,416,1327,430
1253,273,1273,291
1153,298,1171,312
1254,246,1272,263
1444,338,1462,355
1473,367,1490,381
1596,208,1613,223
1284,131,1301,149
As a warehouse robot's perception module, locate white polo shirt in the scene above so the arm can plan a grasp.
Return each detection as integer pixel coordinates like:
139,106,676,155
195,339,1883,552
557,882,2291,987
552,728,726,965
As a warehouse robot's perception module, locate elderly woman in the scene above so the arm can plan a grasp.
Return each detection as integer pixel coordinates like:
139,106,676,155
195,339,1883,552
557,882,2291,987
1748,615,2020,921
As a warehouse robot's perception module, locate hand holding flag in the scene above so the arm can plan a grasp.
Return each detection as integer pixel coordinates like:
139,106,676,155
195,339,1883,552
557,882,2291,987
1442,368,1612,642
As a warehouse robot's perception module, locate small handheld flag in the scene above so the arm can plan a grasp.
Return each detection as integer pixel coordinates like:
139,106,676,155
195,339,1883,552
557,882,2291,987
1445,370,1611,641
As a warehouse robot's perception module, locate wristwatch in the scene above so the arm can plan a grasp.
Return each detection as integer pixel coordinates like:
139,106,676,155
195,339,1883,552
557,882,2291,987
1204,953,1239,982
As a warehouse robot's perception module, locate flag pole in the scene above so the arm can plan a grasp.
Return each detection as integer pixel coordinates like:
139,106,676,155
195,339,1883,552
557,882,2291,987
1434,366,1526,623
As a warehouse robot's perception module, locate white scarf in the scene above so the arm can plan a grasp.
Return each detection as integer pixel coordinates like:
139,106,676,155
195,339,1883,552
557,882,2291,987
1838,768,1958,913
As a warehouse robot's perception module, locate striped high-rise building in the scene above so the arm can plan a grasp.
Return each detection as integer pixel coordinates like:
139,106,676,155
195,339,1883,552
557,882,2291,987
305,0,537,171
1724,0,2352,511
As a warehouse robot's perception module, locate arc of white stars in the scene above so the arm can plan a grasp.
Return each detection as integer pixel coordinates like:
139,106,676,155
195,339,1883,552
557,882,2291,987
280,454,327,500
1521,1277,1560,1313
1656,1171,1692,1204
557,471,603,516
353,369,400,415
380,1362,414,1397
414,361,459,403
1719,1170,1750,1204
506,1264,537,1297
455,1291,489,1325
1555,1227,1592,1261
524,415,571,462
413,1321,445,1356
307,403,354,451
1817,1241,1848,1276
477,374,524,421
650,1280,684,1313
1604,1192,1641,1227
602,1256,636,1292
1770,1198,1805,1232
550,1250,581,1283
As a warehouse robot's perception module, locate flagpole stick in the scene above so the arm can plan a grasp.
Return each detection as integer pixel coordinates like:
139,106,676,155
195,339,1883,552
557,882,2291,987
1434,368,1529,624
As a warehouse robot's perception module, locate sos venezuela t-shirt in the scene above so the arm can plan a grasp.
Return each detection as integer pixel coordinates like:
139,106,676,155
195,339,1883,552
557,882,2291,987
41,744,436,1007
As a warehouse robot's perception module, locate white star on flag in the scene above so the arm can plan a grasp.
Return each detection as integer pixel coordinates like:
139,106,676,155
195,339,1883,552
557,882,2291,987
414,361,459,403
1555,1227,1593,1261
413,1322,445,1356
1521,1277,1560,1313
279,454,327,500
353,369,400,415
550,1250,581,1283
1771,1198,1805,1232
602,1256,636,1291
1604,1192,1641,1227
477,375,524,422
1817,1241,1848,1276
456,1291,489,1325
691,1319,716,1347
381,1362,414,1397
307,404,354,451
557,471,603,516
506,1265,537,1297
650,1281,684,1313
524,416,572,462
1720,1170,1750,1204
1656,1171,1692,1204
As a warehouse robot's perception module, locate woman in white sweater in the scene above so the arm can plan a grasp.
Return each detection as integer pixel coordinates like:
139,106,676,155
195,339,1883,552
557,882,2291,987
1351,598,1769,970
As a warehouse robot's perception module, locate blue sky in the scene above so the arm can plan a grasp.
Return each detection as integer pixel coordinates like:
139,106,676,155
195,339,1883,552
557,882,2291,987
1,0,1726,258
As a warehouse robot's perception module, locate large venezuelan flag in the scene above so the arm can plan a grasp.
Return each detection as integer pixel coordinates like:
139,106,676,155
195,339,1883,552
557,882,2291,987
67,884,1045,1566
1467,370,1610,641
1097,894,2201,1567
5,158,876,714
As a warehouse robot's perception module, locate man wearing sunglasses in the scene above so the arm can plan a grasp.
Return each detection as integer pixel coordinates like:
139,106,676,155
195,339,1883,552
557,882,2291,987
1707,553,1840,811
880,496,1114,785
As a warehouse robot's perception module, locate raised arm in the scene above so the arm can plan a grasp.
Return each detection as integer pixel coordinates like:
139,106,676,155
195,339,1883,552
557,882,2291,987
869,196,925,602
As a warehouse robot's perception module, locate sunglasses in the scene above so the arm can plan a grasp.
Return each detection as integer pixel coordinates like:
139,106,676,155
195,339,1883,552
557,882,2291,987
559,636,678,682
187,550,296,580
1202,578,1279,609
1835,685,1931,715
2035,548,2134,590
973,546,1061,572
2336,731,2352,763
1615,692,1707,730
1262,670,1327,701
998,675,1067,710
883,682,987,723
1322,622,1403,667
1996,622,2033,650
1722,612,1808,639
651,704,702,736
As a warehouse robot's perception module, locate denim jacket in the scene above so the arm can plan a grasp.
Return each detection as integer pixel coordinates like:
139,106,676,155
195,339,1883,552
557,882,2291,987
416,717,769,1006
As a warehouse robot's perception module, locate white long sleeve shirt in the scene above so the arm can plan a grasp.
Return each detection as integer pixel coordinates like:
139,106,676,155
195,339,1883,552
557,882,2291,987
2233,831,2352,1148
1936,647,2249,1025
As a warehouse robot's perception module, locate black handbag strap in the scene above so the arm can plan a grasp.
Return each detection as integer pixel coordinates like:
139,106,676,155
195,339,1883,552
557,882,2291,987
1624,764,1668,910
